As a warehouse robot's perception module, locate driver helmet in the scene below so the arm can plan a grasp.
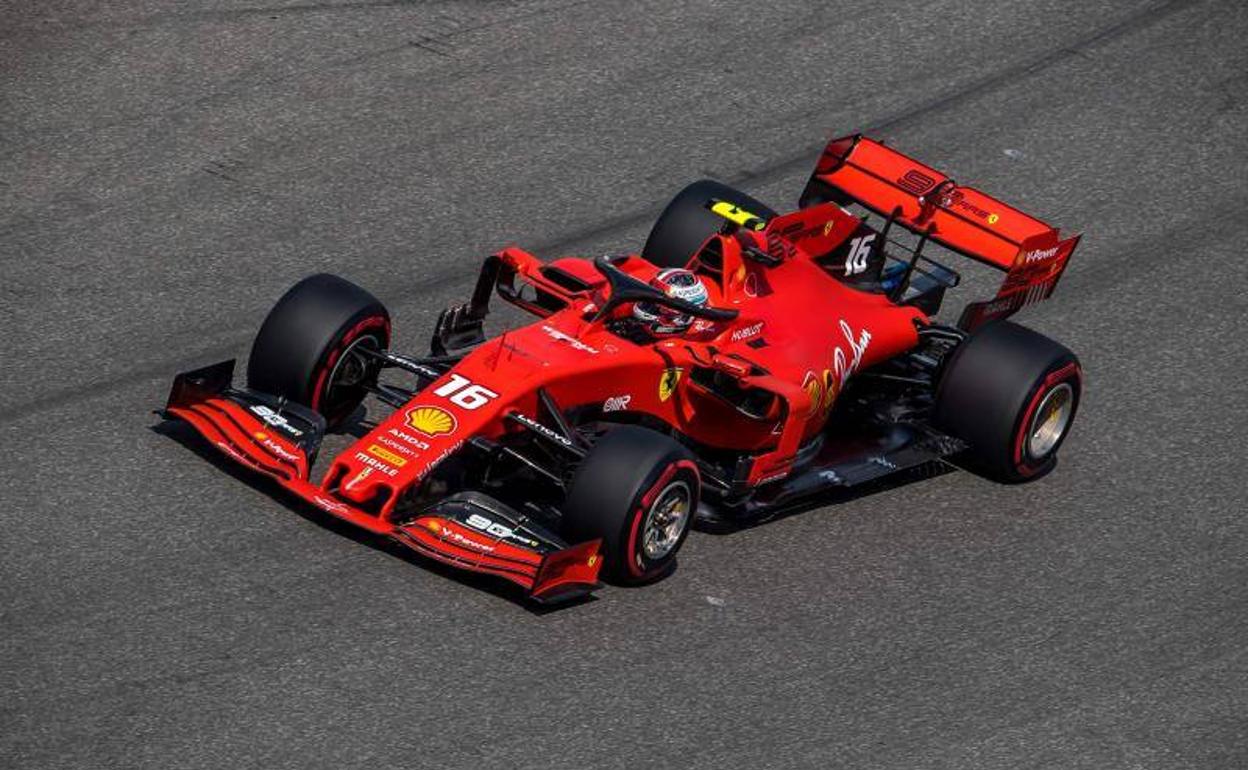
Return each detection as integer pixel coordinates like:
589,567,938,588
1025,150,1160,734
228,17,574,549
632,268,709,336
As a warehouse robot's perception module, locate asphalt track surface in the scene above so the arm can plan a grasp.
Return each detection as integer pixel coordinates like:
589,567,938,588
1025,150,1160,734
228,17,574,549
3,1,1247,768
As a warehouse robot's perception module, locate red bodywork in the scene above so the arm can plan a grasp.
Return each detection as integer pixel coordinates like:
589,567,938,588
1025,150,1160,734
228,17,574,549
166,134,1080,601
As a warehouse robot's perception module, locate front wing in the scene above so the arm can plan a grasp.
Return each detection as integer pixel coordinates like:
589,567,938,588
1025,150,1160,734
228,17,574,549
161,360,601,603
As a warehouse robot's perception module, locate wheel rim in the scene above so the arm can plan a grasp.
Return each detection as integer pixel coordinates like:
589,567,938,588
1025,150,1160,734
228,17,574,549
323,334,380,415
1026,382,1074,460
640,479,692,561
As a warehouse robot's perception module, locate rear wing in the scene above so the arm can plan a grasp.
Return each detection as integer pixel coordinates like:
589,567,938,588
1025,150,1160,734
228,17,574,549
800,134,1080,330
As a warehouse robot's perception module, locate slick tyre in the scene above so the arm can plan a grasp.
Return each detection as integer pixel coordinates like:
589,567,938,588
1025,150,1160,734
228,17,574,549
641,179,777,269
563,427,700,583
247,273,390,429
934,321,1082,483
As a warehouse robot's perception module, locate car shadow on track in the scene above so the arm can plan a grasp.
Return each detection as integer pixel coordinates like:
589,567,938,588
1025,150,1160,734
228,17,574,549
691,461,962,535
151,419,596,615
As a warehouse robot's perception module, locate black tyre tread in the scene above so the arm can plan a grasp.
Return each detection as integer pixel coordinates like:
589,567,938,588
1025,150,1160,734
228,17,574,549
641,179,777,269
934,320,1079,482
246,273,388,421
562,426,697,583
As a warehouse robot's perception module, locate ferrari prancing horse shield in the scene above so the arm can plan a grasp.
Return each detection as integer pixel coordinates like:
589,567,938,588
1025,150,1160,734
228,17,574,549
658,368,682,402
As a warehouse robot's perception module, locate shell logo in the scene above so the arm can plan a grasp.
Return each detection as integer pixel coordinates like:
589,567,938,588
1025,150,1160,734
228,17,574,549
821,369,838,415
405,405,457,437
802,371,823,415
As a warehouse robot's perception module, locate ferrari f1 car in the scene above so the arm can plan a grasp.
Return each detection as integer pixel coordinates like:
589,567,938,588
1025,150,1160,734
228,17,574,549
161,134,1083,603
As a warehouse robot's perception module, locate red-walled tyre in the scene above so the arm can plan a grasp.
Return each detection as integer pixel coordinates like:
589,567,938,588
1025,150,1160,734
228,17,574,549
642,179,777,269
247,274,389,429
934,321,1082,482
562,426,700,583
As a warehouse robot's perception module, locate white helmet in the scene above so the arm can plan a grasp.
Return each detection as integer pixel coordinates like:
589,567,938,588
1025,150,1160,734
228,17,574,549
632,268,709,336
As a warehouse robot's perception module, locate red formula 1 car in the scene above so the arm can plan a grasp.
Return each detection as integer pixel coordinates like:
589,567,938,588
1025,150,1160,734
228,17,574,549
162,135,1083,603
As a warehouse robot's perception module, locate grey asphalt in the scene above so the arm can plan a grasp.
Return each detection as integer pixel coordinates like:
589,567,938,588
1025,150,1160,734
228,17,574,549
2,1,1246,767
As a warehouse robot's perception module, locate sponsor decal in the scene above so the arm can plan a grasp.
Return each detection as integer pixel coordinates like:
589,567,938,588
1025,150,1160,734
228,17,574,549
783,217,839,241
731,322,764,342
447,529,494,553
821,369,838,416
540,324,599,354
987,213,1000,225
465,512,541,549
829,319,872,405
426,520,496,554
406,439,466,485
406,405,457,437
511,412,573,448
367,444,407,467
253,431,300,462
951,193,994,221
313,495,349,515
376,435,417,456
802,371,823,415
428,439,464,472
215,441,248,463
248,404,303,437
897,169,937,195
388,428,431,450
385,352,442,380
1024,245,1060,263
603,394,632,412
352,451,399,477
710,200,767,230
658,368,682,402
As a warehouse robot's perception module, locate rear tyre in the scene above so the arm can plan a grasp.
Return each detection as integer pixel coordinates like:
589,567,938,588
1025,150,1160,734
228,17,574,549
247,273,390,429
562,426,700,583
933,321,1082,482
641,179,777,269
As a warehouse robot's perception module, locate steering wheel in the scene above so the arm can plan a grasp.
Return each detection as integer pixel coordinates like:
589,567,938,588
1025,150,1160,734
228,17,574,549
590,256,739,323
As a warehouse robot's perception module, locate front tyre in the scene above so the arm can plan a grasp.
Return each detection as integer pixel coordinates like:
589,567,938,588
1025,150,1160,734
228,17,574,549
562,427,700,583
934,321,1082,482
246,273,390,429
